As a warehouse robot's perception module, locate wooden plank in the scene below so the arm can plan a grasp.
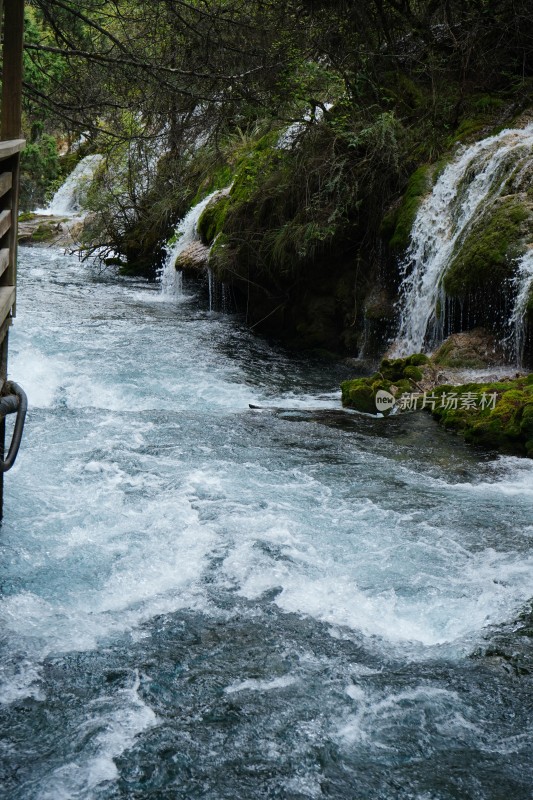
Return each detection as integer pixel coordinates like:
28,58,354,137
0,171,12,198
0,139,25,160
0,315,11,351
0,286,15,325
1,0,24,139
0,209,10,239
0,249,9,278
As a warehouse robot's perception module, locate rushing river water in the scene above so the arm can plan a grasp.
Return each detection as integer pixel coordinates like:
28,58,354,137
1,247,533,799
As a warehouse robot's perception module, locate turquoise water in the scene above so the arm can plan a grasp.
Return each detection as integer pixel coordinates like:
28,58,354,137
1,247,532,799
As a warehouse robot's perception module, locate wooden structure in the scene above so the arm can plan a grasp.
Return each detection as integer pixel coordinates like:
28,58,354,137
0,0,24,514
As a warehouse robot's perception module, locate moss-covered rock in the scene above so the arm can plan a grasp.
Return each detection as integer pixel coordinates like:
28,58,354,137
385,165,431,253
341,346,533,457
197,194,231,246
341,353,432,414
443,198,530,296
433,328,506,369
341,379,386,415
430,376,533,456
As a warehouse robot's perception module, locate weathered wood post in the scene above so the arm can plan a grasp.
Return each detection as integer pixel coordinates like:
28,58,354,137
0,0,24,516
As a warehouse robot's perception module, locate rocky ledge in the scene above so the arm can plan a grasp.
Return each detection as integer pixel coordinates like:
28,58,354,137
341,337,533,458
17,214,84,249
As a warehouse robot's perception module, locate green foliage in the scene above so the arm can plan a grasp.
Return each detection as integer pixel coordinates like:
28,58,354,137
23,7,68,122
21,0,533,352
385,166,431,253
19,134,61,211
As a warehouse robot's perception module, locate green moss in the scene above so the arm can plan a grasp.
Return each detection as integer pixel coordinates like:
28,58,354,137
404,365,423,381
388,166,431,252
198,195,231,245
341,377,393,415
341,354,430,413
444,95,507,148
31,222,56,242
443,198,530,296
341,349,533,457
431,376,533,456
407,353,430,366
229,133,283,206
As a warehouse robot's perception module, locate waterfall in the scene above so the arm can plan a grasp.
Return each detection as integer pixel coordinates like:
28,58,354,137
393,124,533,356
160,188,228,299
36,154,103,217
509,248,533,366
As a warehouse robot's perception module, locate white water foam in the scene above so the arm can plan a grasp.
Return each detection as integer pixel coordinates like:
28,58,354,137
36,671,157,800
393,124,533,355
337,685,461,746
508,247,533,365
4,246,533,720
218,459,533,649
225,675,297,694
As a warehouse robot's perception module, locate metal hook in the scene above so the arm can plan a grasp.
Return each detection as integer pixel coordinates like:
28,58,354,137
0,381,27,472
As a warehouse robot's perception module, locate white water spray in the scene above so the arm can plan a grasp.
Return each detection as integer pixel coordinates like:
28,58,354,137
36,154,103,217
160,187,229,299
509,248,533,366
393,124,533,356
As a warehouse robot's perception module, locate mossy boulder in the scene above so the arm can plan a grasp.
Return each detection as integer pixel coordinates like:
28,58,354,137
341,348,533,457
443,198,530,296
341,353,431,414
433,328,506,369
341,379,386,415
198,194,231,246
430,376,533,456
18,217,68,245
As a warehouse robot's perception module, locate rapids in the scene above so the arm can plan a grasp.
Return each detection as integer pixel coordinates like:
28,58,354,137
1,247,532,799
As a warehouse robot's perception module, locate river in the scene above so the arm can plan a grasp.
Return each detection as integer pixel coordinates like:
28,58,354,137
1,246,532,799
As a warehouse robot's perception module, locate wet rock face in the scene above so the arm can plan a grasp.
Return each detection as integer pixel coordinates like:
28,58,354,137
433,328,507,369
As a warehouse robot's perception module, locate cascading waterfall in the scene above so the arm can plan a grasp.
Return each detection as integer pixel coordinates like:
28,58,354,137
509,247,533,366
36,154,103,217
160,188,228,299
393,124,533,356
